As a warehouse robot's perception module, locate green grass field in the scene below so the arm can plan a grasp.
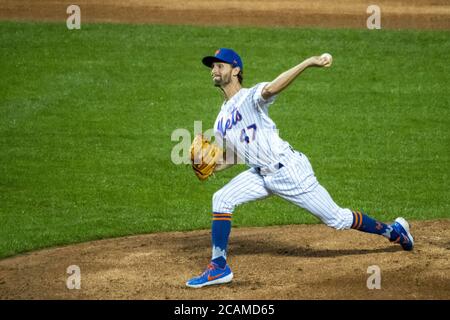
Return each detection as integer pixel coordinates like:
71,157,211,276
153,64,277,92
0,21,449,259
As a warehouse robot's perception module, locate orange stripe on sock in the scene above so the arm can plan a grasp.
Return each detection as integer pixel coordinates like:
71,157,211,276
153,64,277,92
356,211,363,229
213,213,232,217
212,218,232,221
352,211,359,229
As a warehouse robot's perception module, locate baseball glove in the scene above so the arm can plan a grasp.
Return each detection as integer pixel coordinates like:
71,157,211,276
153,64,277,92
189,134,222,181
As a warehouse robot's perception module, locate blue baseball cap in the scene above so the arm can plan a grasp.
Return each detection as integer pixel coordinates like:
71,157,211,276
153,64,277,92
202,48,243,71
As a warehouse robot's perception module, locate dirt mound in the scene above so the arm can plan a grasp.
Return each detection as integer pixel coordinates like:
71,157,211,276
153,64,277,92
0,220,449,299
1,0,449,29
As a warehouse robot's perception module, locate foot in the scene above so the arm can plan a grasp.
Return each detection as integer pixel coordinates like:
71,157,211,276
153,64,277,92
186,262,233,288
391,217,414,251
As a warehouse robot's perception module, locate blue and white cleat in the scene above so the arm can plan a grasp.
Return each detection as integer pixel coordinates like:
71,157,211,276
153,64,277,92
391,217,414,251
186,262,233,288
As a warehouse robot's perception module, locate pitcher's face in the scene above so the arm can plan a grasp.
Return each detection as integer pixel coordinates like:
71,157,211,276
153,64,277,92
211,62,235,87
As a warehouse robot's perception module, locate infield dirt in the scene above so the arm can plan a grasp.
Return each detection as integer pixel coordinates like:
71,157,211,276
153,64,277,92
0,220,449,299
1,0,449,29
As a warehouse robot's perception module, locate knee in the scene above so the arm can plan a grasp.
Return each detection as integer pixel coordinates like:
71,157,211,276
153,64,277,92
212,189,235,213
323,208,353,230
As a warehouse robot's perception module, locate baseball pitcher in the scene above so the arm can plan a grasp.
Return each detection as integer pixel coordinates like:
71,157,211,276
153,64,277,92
186,48,414,288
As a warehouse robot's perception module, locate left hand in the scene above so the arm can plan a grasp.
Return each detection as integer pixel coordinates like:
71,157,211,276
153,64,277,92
189,134,222,181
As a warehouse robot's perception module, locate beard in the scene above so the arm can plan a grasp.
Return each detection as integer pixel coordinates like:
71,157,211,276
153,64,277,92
213,74,231,87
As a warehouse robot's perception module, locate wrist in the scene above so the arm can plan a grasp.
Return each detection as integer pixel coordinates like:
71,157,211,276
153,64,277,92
304,57,316,68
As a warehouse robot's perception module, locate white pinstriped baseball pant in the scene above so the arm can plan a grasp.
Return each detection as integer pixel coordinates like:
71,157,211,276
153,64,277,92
212,151,354,230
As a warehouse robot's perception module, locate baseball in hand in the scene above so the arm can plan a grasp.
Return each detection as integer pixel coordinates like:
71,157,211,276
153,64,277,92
321,53,333,67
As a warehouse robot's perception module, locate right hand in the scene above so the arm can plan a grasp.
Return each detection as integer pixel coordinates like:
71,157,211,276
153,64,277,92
308,55,332,68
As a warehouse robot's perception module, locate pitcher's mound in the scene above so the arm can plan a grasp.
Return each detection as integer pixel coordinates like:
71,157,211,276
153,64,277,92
0,220,449,299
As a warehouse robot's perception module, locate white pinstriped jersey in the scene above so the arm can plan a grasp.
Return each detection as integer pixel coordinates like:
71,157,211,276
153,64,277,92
210,82,354,239
213,82,292,168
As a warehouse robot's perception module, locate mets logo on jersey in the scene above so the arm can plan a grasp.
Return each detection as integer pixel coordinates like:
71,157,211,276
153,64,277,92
217,108,242,137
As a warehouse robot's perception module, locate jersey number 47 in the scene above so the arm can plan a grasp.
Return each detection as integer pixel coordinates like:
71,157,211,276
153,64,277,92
240,123,257,144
